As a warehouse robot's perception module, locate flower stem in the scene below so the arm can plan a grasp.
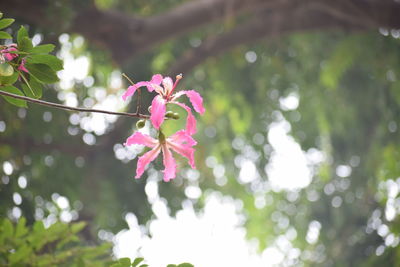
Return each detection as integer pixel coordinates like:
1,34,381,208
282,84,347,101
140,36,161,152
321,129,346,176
0,90,149,119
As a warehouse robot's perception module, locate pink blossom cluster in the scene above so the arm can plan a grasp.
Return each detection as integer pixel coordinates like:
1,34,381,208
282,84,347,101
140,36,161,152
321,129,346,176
122,74,205,181
0,44,28,73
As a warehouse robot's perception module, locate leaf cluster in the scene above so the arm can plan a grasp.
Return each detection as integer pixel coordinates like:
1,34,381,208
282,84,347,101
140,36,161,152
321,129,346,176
0,15,63,107
0,217,113,266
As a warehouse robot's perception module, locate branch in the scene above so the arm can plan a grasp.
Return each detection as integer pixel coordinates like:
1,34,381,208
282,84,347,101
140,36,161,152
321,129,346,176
3,0,400,66
0,0,277,64
170,0,398,74
169,16,270,75
145,0,275,42
0,90,149,119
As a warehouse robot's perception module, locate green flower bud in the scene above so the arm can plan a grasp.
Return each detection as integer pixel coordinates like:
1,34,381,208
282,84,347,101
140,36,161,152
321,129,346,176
165,111,175,118
136,119,146,129
0,63,14,77
172,112,180,120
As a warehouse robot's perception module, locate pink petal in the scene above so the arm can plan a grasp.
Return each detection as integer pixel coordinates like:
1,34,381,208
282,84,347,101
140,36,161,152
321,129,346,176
168,130,197,146
122,81,150,101
167,141,196,169
152,84,165,95
173,90,205,114
18,58,28,73
173,102,197,135
162,77,174,95
161,144,177,181
145,74,163,92
186,90,205,114
135,146,161,179
150,95,167,129
151,74,163,85
124,132,157,148
2,47,18,61
122,85,137,101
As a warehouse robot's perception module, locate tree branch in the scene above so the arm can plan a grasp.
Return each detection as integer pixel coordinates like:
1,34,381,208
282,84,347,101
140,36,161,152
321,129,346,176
0,90,149,119
170,0,400,74
2,0,400,66
145,0,277,43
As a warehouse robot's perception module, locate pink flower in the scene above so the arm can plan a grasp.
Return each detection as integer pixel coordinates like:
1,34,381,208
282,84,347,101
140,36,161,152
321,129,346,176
18,58,28,73
125,130,197,182
1,44,28,74
1,44,18,61
122,74,205,134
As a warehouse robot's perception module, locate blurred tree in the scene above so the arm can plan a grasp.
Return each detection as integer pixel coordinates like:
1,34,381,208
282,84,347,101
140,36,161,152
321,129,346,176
1,0,400,266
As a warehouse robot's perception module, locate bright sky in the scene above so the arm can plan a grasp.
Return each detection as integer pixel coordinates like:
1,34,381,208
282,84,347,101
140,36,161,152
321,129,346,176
113,191,301,267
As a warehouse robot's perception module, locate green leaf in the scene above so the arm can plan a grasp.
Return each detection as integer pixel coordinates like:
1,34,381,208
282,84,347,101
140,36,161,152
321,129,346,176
18,71,37,98
25,63,59,83
0,31,12,39
138,265,148,267
132,257,144,267
27,54,63,71
0,63,14,76
9,244,32,264
0,18,14,29
33,221,45,233
21,82,41,99
71,221,86,234
4,50,25,55
0,85,27,107
30,44,55,54
177,264,194,267
0,71,18,86
166,265,177,267
29,76,43,98
118,258,131,267
36,254,53,266
1,219,14,239
15,217,28,238
17,26,28,45
19,37,33,52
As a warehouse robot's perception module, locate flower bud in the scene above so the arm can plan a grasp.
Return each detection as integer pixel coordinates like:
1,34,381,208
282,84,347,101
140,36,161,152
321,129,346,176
136,119,146,129
0,63,14,76
172,112,180,120
165,111,175,118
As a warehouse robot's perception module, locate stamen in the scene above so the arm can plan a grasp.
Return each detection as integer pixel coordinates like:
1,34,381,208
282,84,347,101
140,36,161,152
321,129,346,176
167,73,183,98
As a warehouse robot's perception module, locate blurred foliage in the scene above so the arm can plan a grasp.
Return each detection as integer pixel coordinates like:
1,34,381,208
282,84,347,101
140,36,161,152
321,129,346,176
0,217,113,266
1,2,400,267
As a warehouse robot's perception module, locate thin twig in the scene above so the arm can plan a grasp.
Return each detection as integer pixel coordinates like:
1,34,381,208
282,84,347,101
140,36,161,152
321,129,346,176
122,73,135,85
0,90,149,119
